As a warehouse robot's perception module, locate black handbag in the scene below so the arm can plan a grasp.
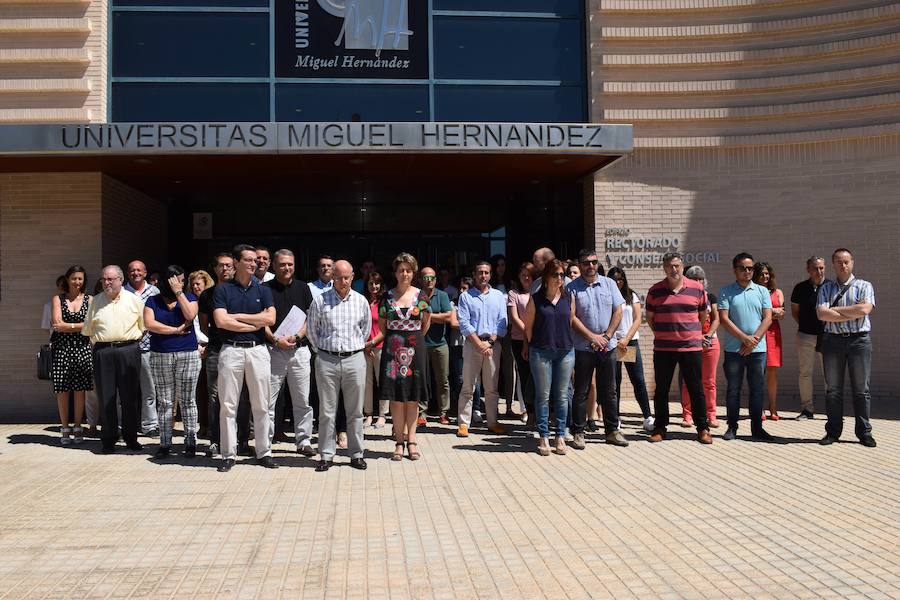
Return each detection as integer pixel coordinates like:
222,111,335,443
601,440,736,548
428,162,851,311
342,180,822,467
37,343,52,380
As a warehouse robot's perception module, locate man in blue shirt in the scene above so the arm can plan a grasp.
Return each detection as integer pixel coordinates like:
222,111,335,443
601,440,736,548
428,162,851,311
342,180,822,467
456,261,508,437
718,252,773,441
816,248,876,447
213,244,277,472
568,249,628,449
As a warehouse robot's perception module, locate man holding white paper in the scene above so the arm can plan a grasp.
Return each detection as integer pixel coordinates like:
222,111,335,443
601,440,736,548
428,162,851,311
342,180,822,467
264,249,316,456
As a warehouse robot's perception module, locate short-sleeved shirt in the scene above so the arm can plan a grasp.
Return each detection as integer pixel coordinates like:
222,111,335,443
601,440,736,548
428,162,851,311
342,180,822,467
146,294,198,353
645,278,707,352
618,291,641,341
817,275,875,334
82,290,145,343
264,277,313,340
198,285,222,350
212,277,274,344
424,288,452,348
507,289,530,341
718,282,772,353
791,278,830,335
567,276,626,352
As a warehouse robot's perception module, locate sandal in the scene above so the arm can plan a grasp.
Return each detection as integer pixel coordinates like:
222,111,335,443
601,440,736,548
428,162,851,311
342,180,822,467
72,426,84,444
392,442,404,461
407,442,421,461
60,427,72,446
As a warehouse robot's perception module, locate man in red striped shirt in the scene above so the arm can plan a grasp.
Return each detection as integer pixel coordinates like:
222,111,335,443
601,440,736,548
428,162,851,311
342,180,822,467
645,252,713,444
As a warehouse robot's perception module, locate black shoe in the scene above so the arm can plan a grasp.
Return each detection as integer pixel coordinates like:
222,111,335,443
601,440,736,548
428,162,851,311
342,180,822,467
125,441,143,451
183,444,196,458
154,446,170,458
237,443,253,457
205,443,218,458
723,428,737,441
819,435,839,445
751,429,774,442
218,458,235,472
297,445,316,457
100,444,116,454
585,420,599,432
143,428,160,438
860,436,877,448
257,455,278,469
349,458,367,470
796,410,814,420
315,460,332,472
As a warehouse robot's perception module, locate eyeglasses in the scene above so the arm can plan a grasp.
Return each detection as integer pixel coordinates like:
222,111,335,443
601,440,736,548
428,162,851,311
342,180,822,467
422,275,436,281
579,260,599,266
736,266,755,272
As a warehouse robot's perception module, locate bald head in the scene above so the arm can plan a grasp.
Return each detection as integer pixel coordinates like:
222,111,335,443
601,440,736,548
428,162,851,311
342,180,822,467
127,260,147,289
333,260,354,297
532,247,555,274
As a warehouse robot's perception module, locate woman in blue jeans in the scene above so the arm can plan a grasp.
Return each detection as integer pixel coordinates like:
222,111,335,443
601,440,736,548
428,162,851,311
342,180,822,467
524,259,576,456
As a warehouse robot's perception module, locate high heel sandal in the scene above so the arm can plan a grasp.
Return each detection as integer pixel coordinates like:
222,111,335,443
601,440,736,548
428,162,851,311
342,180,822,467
407,442,421,461
392,442,405,461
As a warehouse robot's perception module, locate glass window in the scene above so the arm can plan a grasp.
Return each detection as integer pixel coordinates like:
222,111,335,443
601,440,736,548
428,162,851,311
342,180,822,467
113,12,268,77
275,84,429,122
433,17,584,82
112,83,269,121
434,0,583,16
434,85,584,122
115,0,267,6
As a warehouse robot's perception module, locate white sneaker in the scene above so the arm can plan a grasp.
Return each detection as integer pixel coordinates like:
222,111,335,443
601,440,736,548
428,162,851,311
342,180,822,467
564,428,574,442
643,416,655,432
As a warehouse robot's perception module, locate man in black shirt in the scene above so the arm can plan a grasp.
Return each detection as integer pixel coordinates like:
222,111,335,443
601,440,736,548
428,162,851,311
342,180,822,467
789,256,830,420
264,249,316,456
199,252,233,456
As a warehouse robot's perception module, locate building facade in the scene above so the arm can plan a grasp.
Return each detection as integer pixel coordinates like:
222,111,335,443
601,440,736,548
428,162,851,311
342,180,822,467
1,0,898,418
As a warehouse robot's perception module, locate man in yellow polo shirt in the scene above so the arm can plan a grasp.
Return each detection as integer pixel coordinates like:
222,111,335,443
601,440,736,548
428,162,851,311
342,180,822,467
82,265,145,453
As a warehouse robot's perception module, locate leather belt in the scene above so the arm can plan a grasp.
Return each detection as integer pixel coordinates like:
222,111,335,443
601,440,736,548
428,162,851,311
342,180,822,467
825,331,869,338
94,340,138,349
320,348,364,358
223,340,263,348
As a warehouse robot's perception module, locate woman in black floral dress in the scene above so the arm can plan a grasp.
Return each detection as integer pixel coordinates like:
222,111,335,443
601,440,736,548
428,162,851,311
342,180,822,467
50,265,93,445
372,253,431,461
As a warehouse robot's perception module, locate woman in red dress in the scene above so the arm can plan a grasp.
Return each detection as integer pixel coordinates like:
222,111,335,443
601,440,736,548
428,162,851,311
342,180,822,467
754,262,784,420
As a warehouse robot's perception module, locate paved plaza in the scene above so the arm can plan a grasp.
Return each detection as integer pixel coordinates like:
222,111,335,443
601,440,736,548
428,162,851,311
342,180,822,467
1,401,898,600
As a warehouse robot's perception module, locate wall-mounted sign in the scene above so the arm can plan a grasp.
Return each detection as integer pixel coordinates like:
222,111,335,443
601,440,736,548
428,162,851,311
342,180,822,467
0,123,633,155
604,228,720,269
275,0,429,79
193,212,213,240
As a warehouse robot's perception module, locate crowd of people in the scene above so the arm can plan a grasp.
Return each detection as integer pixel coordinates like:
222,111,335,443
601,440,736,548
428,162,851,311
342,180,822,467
44,244,877,472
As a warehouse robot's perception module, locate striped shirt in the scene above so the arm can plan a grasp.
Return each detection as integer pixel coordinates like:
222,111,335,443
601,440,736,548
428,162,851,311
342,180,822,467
645,278,707,352
124,281,159,352
817,275,875,334
307,287,371,353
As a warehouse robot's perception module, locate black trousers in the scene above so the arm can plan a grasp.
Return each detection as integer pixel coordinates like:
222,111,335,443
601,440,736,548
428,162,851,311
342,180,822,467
510,339,534,413
572,350,618,435
653,350,707,432
93,342,142,447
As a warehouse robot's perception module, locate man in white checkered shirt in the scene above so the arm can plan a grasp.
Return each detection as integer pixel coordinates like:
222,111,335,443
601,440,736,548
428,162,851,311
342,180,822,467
816,248,876,447
306,259,372,472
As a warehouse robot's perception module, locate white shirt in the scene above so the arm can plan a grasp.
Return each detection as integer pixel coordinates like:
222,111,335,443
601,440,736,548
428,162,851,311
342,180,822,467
619,292,641,341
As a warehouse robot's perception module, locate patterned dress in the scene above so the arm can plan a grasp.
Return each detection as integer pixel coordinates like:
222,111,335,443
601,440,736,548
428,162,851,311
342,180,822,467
378,289,431,403
50,294,93,393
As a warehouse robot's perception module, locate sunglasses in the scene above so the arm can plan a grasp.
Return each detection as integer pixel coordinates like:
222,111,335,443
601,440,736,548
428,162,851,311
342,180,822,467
549,272,566,279
579,260,599,266
422,275,436,281
736,266,755,272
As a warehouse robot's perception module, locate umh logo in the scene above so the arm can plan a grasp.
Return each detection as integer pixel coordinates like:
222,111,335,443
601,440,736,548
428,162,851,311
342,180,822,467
317,0,413,56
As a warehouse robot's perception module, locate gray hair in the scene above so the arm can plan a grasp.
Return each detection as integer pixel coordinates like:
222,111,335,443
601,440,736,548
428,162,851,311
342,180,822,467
684,265,707,283
661,252,684,265
273,249,294,260
102,265,124,280
806,255,825,268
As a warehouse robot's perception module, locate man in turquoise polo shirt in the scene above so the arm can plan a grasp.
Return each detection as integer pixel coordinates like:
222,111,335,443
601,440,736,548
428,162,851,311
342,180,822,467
420,266,454,425
718,252,773,441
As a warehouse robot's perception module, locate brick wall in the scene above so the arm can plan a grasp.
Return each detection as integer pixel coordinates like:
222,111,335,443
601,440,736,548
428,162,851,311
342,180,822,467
101,175,168,273
594,136,900,410
0,173,103,421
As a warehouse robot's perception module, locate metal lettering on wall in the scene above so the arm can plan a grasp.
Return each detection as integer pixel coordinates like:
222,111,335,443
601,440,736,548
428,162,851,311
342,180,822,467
275,0,428,78
604,228,720,269
0,123,633,155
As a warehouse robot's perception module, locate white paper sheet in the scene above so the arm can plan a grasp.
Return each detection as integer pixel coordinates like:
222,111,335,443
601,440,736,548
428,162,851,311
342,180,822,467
273,306,306,339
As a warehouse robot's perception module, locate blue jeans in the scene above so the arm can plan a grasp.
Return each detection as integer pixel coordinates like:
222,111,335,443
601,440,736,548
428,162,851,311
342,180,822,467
529,346,575,439
724,351,766,432
821,333,872,439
